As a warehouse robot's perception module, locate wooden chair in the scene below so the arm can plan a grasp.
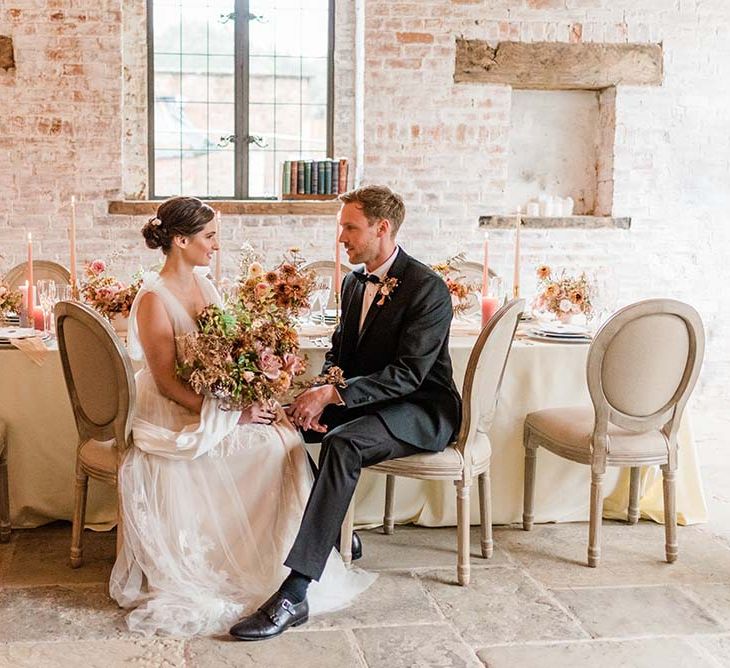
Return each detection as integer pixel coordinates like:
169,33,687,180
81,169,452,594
340,299,525,585
522,299,704,567
3,260,71,289
301,260,352,309
0,420,9,542
55,300,135,567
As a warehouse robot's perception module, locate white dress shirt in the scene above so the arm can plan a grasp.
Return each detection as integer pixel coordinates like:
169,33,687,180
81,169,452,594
359,246,400,332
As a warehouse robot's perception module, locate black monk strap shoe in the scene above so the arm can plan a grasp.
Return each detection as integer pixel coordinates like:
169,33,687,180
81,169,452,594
229,592,309,641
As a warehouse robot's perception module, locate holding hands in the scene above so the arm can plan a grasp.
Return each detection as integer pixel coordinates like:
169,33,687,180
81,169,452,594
285,384,340,433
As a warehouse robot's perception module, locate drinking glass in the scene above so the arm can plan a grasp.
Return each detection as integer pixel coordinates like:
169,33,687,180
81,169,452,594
312,276,332,323
37,279,57,336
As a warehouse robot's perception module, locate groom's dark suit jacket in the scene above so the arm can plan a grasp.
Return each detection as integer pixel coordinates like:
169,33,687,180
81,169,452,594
322,248,461,452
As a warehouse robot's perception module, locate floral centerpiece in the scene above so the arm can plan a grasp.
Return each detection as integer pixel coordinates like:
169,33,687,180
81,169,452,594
176,246,313,410
0,282,22,321
80,259,141,321
533,265,594,323
431,253,480,316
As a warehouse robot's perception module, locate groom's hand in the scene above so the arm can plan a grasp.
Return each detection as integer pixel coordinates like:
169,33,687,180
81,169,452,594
286,384,339,432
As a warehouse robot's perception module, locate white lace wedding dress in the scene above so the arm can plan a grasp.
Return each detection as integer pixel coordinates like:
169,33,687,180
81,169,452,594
109,270,375,636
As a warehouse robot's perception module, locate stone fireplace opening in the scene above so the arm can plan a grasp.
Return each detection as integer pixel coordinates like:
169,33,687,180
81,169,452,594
506,87,616,216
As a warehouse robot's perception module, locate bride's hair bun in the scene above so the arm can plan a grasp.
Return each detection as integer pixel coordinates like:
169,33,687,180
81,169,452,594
140,196,215,254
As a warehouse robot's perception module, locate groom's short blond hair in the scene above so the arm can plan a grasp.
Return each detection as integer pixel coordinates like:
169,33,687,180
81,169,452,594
339,185,405,236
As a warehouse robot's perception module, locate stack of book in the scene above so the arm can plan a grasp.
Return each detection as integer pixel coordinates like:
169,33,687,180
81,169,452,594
281,158,349,199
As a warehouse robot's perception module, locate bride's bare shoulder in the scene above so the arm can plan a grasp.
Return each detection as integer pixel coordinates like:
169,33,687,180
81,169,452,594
137,291,172,334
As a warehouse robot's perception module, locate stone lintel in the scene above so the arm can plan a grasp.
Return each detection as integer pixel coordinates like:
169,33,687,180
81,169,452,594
108,199,341,216
455,40,662,90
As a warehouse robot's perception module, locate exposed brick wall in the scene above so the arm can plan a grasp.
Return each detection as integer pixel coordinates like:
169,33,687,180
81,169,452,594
1,0,729,402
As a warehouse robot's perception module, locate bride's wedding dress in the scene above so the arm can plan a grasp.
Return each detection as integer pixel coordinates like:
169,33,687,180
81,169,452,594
109,270,375,636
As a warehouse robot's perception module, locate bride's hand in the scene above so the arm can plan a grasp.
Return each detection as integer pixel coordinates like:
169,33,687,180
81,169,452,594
238,402,277,425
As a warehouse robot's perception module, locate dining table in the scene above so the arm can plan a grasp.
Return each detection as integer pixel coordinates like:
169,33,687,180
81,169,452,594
0,321,707,531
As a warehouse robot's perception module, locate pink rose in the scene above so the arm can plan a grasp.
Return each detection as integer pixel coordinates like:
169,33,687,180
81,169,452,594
282,352,305,376
254,282,269,298
258,348,282,380
96,287,114,301
89,259,106,275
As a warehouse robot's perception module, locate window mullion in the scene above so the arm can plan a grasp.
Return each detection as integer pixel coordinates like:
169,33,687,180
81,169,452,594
235,0,249,199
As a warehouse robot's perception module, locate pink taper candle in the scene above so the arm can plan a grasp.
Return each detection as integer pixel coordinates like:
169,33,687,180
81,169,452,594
70,196,77,288
27,232,34,314
513,218,521,299
481,232,489,297
215,210,222,286
334,213,342,296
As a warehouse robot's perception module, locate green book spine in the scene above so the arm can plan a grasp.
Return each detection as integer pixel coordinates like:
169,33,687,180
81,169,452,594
304,161,312,194
282,161,291,195
318,162,326,194
311,160,319,194
324,160,332,194
331,159,339,194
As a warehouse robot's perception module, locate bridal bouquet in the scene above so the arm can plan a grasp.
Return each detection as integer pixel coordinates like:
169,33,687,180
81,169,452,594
176,246,311,410
80,259,141,320
431,253,480,315
533,265,594,322
0,282,22,317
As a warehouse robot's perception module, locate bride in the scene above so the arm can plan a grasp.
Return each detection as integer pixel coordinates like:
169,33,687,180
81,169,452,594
109,196,375,636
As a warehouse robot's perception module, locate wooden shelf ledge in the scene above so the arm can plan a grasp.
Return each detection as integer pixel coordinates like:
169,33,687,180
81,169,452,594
479,215,631,230
108,199,341,216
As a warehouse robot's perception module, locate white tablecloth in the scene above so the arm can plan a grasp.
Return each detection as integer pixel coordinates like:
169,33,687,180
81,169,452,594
0,333,707,530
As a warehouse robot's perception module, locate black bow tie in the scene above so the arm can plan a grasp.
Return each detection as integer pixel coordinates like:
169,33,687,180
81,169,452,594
354,272,381,285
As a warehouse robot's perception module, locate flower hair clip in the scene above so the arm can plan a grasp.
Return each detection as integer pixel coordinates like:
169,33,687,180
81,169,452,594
148,216,162,227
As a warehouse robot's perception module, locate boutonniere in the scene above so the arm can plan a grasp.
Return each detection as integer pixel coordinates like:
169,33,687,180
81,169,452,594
375,276,399,306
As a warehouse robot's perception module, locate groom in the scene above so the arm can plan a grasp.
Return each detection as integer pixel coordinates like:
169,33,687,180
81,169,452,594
229,185,461,641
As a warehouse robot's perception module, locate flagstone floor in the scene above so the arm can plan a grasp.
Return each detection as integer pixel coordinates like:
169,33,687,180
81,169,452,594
1,400,729,667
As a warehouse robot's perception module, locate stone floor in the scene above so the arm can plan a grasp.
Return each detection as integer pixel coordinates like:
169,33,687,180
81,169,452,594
1,401,729,667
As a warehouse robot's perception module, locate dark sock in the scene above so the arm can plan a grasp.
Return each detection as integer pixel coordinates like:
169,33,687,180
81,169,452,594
279,570,311,603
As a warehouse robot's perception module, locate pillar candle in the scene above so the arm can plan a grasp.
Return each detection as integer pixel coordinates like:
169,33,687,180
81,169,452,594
481,232,489,297
70,195,77,288
481,296,500,329
32,306,44,331
27,233,34,313
513,218,521,299
334,213,342,296
215,210,222,285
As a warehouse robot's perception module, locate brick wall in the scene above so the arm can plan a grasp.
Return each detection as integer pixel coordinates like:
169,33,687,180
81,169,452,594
1,0,729,402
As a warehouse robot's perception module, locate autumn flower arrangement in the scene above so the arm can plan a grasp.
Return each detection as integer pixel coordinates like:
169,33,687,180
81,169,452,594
175,246,313,410
80,259,141,320
0,282,22,319
533,265,594,322
431,254,479,315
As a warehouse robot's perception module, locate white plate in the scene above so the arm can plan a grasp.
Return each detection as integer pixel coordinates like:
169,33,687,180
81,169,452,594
534,322,589,336
0,326,37,340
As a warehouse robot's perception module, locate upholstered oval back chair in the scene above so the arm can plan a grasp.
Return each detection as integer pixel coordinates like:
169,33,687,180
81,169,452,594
55,300,136,568
522,299,704,567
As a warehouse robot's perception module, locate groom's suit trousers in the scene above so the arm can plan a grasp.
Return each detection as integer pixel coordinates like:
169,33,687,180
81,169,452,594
285,412,422,581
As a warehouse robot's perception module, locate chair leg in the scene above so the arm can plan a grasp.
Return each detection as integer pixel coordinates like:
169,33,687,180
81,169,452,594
588,470,604,568
115,487,123,558
383,474,395,535
0,448,10,543
455,480,471,586
662,465,678,563
478,470,493,558
70,466,89,568
340,497,355,568
628,466,641,524
523,435,537,531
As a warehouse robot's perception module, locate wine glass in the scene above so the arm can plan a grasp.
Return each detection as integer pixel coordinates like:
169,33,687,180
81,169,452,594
312,276,332,323
37,279,57,336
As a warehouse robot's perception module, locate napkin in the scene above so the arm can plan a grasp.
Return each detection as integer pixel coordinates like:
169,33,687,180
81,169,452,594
450,318,481,336
11,336,49,366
